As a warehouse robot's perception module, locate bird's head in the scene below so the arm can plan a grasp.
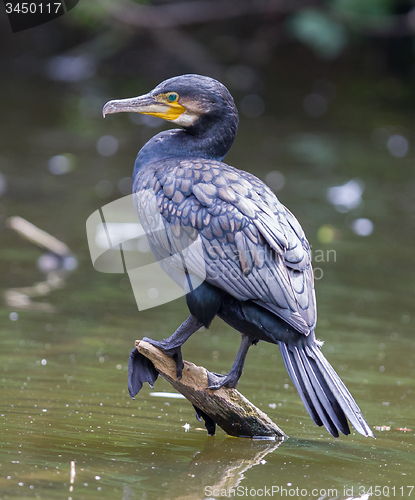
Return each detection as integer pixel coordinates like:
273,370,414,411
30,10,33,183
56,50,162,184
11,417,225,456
102,74,238,131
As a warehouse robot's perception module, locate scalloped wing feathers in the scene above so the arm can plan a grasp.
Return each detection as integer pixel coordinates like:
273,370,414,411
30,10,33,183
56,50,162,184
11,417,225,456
134,158,317,335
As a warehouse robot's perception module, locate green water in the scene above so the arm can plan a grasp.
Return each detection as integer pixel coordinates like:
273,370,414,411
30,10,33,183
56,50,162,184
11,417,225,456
1,73,414,500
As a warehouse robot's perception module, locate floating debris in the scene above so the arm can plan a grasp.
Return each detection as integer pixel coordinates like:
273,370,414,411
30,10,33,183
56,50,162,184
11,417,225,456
149,392,185,399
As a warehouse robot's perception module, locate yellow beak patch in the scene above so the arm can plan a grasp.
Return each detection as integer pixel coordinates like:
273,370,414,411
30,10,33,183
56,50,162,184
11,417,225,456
143,93,186,121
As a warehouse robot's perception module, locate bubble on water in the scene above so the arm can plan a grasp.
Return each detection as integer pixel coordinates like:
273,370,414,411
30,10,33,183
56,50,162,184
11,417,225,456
48,155,73,175
387,134,409,157
352,218,374,237
97,135,119,157
401,314,410,324
37,254,61,273
265,170,285,191
327,178,364,213
63,256,78,271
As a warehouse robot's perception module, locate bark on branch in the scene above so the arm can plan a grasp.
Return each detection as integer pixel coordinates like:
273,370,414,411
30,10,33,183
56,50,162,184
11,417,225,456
136,340,287,440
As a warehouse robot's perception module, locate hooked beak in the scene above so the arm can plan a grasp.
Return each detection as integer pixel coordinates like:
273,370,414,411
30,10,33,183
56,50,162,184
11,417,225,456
102,93,185,122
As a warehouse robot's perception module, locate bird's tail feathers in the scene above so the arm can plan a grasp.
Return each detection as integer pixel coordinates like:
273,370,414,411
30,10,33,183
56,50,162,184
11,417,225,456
278,342,374,438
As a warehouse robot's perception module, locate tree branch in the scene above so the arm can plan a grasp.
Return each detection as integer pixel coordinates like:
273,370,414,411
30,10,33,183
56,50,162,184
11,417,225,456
136,340,287,439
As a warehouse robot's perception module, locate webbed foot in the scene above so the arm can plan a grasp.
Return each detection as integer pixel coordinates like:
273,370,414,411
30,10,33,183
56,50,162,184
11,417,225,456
128,348,159,399
142,337,184,380
206,371,240,390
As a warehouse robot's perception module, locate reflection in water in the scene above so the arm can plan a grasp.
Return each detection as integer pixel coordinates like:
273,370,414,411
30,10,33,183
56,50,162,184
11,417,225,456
160,440,373,500
68,460,76,500
4,216,77,312
163,438,281,500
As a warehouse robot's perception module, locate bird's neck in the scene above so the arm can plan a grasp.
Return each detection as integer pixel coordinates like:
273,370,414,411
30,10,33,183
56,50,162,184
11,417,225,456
133,112,238,179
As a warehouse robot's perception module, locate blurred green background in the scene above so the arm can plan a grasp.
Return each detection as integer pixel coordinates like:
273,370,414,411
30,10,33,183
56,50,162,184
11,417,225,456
0,1,415,499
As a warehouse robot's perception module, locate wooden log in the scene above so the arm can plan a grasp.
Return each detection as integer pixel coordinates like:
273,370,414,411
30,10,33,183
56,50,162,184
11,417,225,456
6,216,72,257
136,340,287,440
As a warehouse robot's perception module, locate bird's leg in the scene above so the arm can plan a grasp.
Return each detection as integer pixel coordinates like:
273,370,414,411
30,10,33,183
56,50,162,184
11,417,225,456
142,315,203,380
207,334,256,390
193,405,216,436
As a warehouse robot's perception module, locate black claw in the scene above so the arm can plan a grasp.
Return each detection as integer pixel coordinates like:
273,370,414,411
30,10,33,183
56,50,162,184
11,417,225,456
128,348,158,398
192,405,216,436
173,353,184,380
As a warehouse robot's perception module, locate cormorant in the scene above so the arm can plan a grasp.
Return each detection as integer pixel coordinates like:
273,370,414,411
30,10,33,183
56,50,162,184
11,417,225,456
103,74,374,438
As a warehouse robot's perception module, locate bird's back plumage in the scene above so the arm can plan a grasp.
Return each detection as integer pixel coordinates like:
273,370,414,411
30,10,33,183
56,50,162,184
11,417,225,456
134,157,316,335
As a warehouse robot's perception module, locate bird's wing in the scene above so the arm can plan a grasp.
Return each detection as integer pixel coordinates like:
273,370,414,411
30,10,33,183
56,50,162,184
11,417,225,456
134,158,316,335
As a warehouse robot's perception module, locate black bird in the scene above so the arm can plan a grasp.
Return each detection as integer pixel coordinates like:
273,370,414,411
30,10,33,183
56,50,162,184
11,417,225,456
103,74,374,438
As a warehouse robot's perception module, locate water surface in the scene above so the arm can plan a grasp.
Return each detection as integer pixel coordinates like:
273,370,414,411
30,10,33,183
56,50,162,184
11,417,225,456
0,72,414,499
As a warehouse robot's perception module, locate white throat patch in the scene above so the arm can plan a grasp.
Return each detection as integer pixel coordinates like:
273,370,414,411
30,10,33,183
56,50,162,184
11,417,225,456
172,111,199,127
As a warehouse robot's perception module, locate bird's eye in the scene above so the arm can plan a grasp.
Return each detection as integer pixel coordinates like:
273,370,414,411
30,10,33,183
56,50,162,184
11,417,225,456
167,93,179,102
